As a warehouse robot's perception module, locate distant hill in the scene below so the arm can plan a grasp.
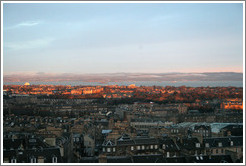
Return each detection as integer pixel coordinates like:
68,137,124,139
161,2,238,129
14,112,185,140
3,72,243,83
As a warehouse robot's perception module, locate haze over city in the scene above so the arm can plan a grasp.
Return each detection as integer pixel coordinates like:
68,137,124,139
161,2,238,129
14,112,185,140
3,3,243,76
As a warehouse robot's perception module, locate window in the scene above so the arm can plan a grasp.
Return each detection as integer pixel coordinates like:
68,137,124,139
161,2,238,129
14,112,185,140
216,149,218,154
167,152,170,157
107,148,111,153
218,142,222,147
154,145,158,149
205,143,209,148
137,146,141,150
11,159,16,163
103,148,105,152
230,141,233,146
52,157,57,163
162,144,166,149
131,146,134,151
4,157,9,163
221,149,224,153
142,145,145,150
150,145,153,149
196,143,200,148
113,147,116,152
31,158,36,163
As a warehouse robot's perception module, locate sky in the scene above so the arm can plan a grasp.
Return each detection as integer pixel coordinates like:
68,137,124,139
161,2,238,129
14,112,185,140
3,3,244,75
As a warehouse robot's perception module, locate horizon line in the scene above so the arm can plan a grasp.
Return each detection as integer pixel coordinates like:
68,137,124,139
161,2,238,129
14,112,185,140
3,71,244,75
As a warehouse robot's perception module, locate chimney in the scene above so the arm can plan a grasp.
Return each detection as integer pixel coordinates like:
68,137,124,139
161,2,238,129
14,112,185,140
123,111,127,122
38,156,44,163
180,137,183,144
99,154,107,163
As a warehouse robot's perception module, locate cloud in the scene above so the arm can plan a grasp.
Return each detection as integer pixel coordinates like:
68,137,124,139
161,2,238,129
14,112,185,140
4,37,55,50
17,21,41,27
5,20,43,30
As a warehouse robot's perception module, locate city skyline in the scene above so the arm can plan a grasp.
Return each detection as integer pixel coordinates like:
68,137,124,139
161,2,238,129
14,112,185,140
3,2,244,75
2,2,244,164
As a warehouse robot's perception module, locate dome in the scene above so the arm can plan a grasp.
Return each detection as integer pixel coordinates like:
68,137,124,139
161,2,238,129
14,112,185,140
24,82,30,86
128,84,136,88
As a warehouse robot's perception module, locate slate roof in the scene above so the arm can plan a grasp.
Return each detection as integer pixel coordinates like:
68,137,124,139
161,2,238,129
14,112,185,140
102,140,116,146
203,136,243,148
194,125,210,130
107,156,133,163
3,139,24,150
221,124,243,130
4,137,50,150
177,137,201,150
161,157,187,163
102,130,112,134
117,139,135,146
132,155,187,163
132,154,163,163
3,147,63,163
221,124,243,136
103,135,159,147
134,137,159,145
3,133,62,163
186,155,233,163
159,138,180,151
79,157,98,163
106,155,233,163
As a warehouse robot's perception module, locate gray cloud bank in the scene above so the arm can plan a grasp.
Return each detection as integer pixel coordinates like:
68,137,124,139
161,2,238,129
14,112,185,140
3,72,243,83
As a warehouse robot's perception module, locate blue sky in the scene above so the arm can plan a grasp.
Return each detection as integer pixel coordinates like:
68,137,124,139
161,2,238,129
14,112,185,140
3,3,244,74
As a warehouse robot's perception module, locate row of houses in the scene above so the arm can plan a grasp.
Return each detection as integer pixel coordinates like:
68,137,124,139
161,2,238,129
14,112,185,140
100,134,243,163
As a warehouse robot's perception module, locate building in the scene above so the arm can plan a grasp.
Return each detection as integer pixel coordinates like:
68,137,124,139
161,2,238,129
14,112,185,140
3,133,62,163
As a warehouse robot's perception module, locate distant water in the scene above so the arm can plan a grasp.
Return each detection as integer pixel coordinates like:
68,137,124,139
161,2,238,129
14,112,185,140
3,81,243,87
